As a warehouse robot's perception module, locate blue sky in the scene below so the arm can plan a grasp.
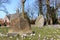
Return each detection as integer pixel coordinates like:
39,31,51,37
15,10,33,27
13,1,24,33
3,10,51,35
0,0,19,18
0,0,39,19
0,0,60,19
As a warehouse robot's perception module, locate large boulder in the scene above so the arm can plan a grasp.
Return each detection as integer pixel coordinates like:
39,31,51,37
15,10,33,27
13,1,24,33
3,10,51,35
35,15,44,27
20,17,31,34
8,13,32,35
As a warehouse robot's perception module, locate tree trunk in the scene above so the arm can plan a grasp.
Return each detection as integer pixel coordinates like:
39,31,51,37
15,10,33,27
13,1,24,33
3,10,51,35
46,0,50,25
46,0,58,25
51,7,58,24
21,0,25,18
38,0,43,15
46,0,53,25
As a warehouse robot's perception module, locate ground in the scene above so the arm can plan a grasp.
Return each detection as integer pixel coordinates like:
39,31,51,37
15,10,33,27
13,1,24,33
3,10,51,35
0,25,60,40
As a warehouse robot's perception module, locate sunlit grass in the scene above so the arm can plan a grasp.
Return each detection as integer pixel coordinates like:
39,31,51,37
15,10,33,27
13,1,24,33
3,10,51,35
0,26,8,34
0,26,60,40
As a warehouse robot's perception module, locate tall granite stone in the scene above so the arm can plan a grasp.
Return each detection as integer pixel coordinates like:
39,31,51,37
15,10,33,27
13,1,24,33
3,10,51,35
35,15,44,28
8,13,32,35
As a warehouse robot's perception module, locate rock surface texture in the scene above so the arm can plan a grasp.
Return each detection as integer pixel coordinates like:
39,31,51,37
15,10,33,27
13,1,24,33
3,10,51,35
8,13,31,35
35,15,44,28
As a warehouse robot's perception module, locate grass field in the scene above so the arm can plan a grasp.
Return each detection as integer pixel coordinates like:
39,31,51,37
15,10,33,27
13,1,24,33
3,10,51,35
0,26,60,40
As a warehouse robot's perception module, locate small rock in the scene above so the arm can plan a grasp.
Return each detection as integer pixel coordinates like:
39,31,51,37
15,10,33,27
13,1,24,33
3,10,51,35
50,38,54,40
16,38,19,40
9,36,13,38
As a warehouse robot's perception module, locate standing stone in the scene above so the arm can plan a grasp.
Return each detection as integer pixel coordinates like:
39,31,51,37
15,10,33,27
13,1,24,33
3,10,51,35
35,15,44,27
8,13,32,35
20,16,31,34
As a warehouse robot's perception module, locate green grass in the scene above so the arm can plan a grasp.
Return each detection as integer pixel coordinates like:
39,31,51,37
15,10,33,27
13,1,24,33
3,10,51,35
0,26,60,40
0,26,8,34
31,26,60,40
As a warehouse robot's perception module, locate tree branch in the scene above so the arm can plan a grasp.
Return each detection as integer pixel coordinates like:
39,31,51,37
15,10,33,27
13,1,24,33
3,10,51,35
0,0,8,4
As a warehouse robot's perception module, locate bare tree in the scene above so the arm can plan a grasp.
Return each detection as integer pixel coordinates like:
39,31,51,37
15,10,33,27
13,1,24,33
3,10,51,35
46,0,51,25
0,0,10,15
0,0,10,3
21,0,26,18
38,0,43,15
46,0,58,25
